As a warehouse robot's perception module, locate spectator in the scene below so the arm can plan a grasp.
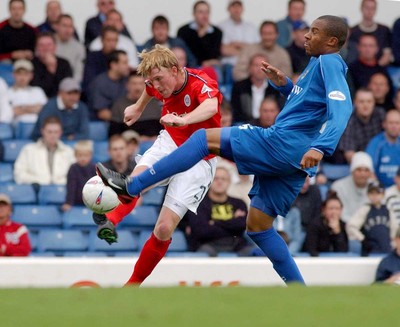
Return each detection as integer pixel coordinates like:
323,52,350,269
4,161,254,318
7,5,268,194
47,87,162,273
366,110,400,188
7,59,47,124
142,15,197,68
304,193,348,257
231,53,284,124
121,130,141,162
110,72,162,138
0,193,31,257
276,0,307,48
218,0,260,69
82,26,118,94
392,17,400,66
339,88,385,163
292,176,322,231
31,32,73,98
347,35,391,94
89,9,138,70
349,0,392,67
185,166,253,256
88,50,129,121
84,0,131,47
31,78,89,141
331,151,373,222
37,0,79,40
367,72,394,112
274,206,304,255
102,134,136,175
14,116,75,185
0,77,12,123
62,140,96,212
285,20,310,75
249,97,281,128
55,14,85,83
385,167,400,226
177,1,222,68
0,0,37,62
347,180,398,256
233,20,293,82
375,227,400,284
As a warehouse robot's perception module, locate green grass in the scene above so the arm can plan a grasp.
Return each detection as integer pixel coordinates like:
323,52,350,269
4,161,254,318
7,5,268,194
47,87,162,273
0,286,398,327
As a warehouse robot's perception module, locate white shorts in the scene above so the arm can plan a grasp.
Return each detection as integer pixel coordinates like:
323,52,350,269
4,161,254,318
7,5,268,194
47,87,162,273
137,130,217,217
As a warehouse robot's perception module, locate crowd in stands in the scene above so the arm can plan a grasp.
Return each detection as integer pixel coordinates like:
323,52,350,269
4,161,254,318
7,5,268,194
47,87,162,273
1,0,400,272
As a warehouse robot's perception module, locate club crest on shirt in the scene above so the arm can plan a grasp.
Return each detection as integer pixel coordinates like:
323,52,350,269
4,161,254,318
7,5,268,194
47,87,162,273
328,90,346,101
184,94,191,107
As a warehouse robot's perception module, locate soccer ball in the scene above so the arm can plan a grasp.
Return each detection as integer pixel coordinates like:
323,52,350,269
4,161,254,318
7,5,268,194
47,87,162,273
82,175,120,214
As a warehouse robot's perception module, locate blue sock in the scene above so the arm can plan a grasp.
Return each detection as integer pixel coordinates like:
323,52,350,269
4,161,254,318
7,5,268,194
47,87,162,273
128,129,209,196
247,228,305,285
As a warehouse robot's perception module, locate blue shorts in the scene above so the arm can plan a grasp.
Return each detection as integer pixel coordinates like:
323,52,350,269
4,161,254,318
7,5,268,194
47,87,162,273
220,125,307,218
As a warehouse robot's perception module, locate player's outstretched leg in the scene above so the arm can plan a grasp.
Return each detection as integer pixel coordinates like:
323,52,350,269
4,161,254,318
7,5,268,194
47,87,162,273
92,213,118,245
97,128,210,197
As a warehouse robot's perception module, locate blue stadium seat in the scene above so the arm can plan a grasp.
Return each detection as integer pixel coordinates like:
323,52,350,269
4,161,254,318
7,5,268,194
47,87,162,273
219,84,233,102
37,184,67,205
217,252,238,257
166,251,208,257
88,230,138,252
63,251,108,257
0,183,37,204
137,230,152,250
14,121,36,140
319,252,359,257
0,163,13,184
2,140,32,163
0,123,13,140
138,140,154,155
0,62,14,86
388,65,400,89
142,186,166,206
29,231,38,252
168,230,188,252
321,163,350,182
93,141,110,163
62,206,95,230
349,240,362,255
12,205,62,229
318,184,329,201
89,121,109,141
30,252,56,257
119,206,158,229
37,230,88,253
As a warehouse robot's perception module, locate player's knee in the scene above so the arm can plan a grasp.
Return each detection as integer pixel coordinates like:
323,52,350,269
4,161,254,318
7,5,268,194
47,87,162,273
154,220,175,240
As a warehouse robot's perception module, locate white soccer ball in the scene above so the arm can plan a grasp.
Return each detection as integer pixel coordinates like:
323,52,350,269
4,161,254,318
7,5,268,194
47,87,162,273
82,175,120,214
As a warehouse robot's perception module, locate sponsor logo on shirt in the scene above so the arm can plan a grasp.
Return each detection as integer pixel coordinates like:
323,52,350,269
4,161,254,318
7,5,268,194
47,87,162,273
184,94,191,107
201,84,212,97
328,90,346,101
292,85,303,96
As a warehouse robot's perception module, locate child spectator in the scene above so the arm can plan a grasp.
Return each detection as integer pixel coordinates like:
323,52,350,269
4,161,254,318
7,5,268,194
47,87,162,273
347,180,398,256
62,140,96,212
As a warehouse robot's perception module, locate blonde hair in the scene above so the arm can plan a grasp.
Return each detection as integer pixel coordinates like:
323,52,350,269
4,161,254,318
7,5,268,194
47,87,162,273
137,44,180,77
74,140,93,153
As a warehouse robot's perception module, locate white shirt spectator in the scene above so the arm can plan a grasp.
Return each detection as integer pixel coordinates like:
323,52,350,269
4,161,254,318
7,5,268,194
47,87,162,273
8,86,47,123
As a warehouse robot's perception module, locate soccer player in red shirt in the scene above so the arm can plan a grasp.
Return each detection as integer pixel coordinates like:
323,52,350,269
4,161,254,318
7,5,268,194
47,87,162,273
94,44,222,285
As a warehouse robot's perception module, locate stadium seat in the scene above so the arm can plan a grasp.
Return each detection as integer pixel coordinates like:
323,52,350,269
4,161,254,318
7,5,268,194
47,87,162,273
63,140,78,148
88,230,138,252
12,205,62,229
349,240,362,255
93,141,110,163
29,231,38,252
219,84,233,102
62,206,95,230
217,252,239,257
318,252,359,257
0,183,37,204
138,140,154,155
0,123,13,140
318,184,329,201
388,65,400,90
0,163,14,184
119,206,159,229
30,252,56,257
37,184,67,205
168,230,188,252
89,121,109,141
37,230,88,253
14,121,36,140
63,251,108,257
166,251,208,257
0,62,14,86
142,186,166,206
321,163,350,182
2,140,32,163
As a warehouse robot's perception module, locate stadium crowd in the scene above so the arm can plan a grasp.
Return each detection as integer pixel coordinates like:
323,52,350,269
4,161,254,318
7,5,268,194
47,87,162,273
0,0,400,275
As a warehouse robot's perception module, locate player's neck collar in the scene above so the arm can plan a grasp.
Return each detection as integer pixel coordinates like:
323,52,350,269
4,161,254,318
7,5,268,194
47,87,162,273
173,68,188,95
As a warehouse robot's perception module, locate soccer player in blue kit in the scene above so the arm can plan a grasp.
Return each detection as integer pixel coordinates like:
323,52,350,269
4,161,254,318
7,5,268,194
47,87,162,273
97,15,352,284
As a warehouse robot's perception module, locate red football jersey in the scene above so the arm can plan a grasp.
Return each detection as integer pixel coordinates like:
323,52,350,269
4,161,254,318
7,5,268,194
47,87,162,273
0,219,31,256
145,68,222,147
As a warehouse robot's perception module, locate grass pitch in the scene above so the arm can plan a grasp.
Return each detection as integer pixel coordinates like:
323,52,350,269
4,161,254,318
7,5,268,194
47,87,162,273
0,286,398,327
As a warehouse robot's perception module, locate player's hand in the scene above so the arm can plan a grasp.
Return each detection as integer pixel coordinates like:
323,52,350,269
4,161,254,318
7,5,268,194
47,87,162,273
261,61,287,86
124,104,142,126
160,113,187,127
300,149,323,169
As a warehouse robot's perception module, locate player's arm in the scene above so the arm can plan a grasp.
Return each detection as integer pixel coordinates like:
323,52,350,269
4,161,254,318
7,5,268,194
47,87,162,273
124,89,153,126
261,61,293,97
160,97,218,127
